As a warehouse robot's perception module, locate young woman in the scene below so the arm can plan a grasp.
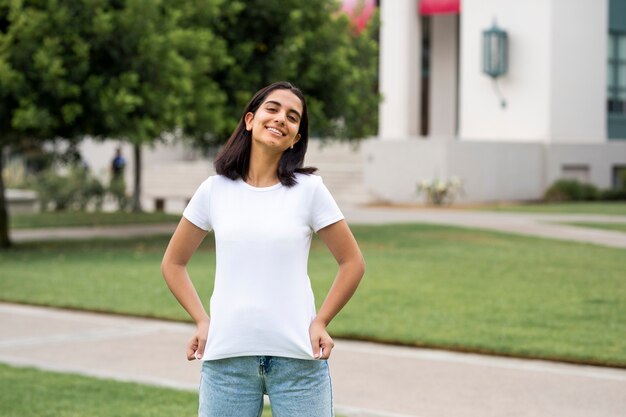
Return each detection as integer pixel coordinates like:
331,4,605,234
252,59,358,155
162,81,365,417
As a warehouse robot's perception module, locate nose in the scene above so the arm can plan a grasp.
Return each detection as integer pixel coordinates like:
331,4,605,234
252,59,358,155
274,112,286,125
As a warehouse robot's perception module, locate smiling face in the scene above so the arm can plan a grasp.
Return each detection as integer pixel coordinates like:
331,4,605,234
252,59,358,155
244,89,303,155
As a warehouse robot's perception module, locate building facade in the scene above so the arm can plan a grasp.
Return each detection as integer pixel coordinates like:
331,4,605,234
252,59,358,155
364,0,626,203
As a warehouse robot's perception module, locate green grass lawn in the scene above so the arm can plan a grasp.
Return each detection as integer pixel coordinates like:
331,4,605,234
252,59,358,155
478,201,626,215
555,222,626,233
10,211,180,229
0,364,284,417
1,224,625,367
0,364,198,417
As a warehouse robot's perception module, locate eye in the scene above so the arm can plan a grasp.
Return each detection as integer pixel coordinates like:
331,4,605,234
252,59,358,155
266,106,277,112
288,115,298,122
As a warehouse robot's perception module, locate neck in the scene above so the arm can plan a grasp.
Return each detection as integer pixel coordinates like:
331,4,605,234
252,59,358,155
246,145,282,187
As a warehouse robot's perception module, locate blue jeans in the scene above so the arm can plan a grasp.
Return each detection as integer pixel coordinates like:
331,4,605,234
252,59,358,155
198,356,334,417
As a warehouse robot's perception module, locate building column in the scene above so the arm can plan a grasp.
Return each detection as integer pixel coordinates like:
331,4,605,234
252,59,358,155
429,14,459,137
379,0,421,139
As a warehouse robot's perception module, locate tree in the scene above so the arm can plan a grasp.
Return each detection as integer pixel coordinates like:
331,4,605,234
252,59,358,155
203,0,380,148
1,0,92,248
84,0,235,211
1,0,380,248
0,0,234,247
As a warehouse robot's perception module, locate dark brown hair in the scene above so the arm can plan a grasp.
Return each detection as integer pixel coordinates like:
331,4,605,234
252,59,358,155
214,81,317,186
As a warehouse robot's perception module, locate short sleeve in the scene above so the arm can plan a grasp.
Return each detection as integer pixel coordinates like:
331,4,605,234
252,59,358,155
183,177,213,231
310,178,344,232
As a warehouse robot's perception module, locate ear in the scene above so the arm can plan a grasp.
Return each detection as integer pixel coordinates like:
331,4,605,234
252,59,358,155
244,112,254,131
293,134,301,146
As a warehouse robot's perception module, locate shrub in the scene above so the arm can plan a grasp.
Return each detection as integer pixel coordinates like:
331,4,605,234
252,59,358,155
417,177,464,206
108,177,129,211
599,188,626,201
544,179,599,202
32,168,76,211
31,165,105,211
2,159,30,189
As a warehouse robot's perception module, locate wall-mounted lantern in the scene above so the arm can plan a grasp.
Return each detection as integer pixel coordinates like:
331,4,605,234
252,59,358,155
482,21,508,108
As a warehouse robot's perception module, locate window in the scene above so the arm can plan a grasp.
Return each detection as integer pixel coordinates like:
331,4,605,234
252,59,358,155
613,165,626,189
608,32,626,116
561,165,590,183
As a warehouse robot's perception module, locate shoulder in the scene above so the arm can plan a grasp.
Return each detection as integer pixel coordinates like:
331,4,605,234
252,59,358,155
193,175,243,197
192,175,217,195
293,172,323,190
201,175,235,187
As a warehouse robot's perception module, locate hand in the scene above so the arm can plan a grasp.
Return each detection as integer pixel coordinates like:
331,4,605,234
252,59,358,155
187,319,210,361
309,319,334,359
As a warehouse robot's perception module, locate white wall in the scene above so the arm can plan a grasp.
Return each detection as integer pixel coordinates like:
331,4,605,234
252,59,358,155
459,0,553,141
368,0,623,203
429,14,459,137
447,141,545,201
362,139,448,202
362,139,545,202
362,139,626,203
459,0,608,143
546,142,626,188
379,0,421,138
549,0,607,143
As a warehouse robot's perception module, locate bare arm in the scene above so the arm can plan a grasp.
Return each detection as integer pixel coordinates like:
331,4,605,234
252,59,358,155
310,219,365,359
161,217,209,360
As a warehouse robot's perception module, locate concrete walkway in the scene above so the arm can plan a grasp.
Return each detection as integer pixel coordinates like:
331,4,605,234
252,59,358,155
345,207,626,249
11,207,626,248
2,303,625,417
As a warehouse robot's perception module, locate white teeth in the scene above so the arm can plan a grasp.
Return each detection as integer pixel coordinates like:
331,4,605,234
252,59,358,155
267,127,283,136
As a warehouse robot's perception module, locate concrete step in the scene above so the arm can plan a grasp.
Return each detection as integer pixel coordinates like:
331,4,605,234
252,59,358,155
143,162,213,203
139,140,376,209
304,140,375,206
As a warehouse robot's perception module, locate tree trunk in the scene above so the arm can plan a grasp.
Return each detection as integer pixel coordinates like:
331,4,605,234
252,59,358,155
132,143,143,212
0,145,12,248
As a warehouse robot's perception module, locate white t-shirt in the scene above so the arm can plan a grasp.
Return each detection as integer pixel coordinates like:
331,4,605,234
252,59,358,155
183,173,344,361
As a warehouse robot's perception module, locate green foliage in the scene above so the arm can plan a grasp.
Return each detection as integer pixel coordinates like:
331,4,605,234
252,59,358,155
599,188,626,201
108,175,129,211
0,0,234,144
544,179,600,202
208,1,380,144
31,165,105,211
0,0,235,240
544,179,626,202
2,0,379,146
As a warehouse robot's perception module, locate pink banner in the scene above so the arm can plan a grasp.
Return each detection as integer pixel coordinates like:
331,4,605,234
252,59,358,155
419,0,461,16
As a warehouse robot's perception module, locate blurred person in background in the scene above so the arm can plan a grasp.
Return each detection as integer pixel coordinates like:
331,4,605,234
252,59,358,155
109,147,127,210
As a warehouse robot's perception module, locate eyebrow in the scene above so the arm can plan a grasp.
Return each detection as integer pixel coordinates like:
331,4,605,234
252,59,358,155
265,100,302,120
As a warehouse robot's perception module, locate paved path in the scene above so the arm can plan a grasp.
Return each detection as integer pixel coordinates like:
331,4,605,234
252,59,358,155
10,207,626,248
1,303,625,417
344,208,626,248
11,223,178,242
